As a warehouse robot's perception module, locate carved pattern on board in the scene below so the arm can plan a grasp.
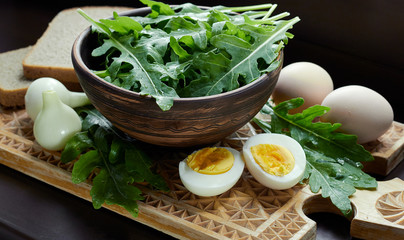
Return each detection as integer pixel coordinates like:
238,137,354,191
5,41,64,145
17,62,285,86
142,147,306,239
364,122,404,154
0,109,404,239
0,109,74,172
0,109,34,140
0,109,308,239
258,206,307,240
376,191,404,225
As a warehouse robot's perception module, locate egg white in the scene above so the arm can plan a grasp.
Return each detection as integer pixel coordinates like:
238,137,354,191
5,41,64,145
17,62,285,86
242,133,306,190
179,147,245,197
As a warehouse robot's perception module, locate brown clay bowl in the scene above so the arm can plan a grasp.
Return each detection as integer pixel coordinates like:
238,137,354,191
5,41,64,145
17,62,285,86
72,7,283,147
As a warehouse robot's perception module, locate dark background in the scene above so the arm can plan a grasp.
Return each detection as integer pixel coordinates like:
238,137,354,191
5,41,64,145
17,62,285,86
0,0,403,239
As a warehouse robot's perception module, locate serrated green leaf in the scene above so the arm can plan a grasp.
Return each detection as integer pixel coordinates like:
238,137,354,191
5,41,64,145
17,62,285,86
140,0,175,18
109,137,126,164
169,36,191,61
125,148,169,191
101,38,178,111
61,131,94,163
65,105,168,218
133,3,209,26
83,1,299,109
75,106,113,131
207,9,230,25
93,127,112,156
134,17,209,62
80,11,178,111
269,99,374,163
254,98,377,216
183,17,299,97
90,166,143,217
135,28,170,62
164,17,209,50
179,50,230,97
71,150,101,184
100,12,143,36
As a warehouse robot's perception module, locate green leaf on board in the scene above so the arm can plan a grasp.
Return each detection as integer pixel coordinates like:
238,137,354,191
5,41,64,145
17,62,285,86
253,98,377,216
61,106,168,218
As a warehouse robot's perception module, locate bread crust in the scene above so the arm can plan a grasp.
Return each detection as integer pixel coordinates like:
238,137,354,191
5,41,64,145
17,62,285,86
22,6,132,91
0,88,27,107
0,47,33,107
22,64,81,91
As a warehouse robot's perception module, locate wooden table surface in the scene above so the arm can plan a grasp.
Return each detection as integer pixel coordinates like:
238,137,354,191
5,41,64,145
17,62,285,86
0,0,403,239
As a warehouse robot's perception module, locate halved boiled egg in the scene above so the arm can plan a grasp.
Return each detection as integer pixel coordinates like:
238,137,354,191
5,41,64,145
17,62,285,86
243,133,306,190
179,147,244,197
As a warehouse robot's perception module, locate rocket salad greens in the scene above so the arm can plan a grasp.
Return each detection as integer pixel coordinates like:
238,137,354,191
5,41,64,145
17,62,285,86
61,106,169,217
79,0,299,110
61,0,376,218
254,98,377,216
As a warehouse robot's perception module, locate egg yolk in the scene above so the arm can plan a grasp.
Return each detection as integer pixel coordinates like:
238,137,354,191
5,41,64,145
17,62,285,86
187,147,234,175
250,144,295,176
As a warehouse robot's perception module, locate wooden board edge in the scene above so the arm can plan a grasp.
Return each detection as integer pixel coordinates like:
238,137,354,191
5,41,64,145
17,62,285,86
350,178,404,240
0,139,320,240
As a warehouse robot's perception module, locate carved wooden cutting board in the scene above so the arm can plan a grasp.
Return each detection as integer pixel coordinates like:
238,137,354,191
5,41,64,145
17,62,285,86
0,108,403,240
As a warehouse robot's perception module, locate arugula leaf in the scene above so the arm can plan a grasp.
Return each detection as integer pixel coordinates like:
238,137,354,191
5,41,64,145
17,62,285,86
61,106,168,217
91,166,143,217
179,50,231,97
78,108,110,130
262,98,374,163
133,2,212,26
139,0,175,18
125,148,168,190
164,17,209,50
169,36,191,61
100,12,143,36
109,137,126,164
254,98,377,216
80,1,299,110
60,131,94,163
179,17,299,97
78,9,179,111
71,150,101,184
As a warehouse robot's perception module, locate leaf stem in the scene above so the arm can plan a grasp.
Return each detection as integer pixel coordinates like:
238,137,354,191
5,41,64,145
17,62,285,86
93,70,131,79
93,70,108,77
262,4,277,20
265,12,290,22
252,118,272,133
244,11,270,19
221,3,273,12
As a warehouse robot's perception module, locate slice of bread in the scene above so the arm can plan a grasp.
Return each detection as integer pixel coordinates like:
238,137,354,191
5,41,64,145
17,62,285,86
22,6,132,91
0,46,33,107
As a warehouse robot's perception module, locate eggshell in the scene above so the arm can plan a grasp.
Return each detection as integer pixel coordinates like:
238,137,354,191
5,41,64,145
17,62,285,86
272,62,333,113
321,85,394,144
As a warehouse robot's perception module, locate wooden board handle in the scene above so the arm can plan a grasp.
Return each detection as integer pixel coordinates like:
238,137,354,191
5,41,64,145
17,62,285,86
350,178,404,239
292,179,404,240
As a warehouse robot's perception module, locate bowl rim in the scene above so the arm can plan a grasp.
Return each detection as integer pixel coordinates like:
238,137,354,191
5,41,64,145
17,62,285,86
72,7,283,103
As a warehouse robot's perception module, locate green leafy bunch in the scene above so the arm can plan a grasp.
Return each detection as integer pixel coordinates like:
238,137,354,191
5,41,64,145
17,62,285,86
79,0,300,110
61,106,168,217
254,98,377,216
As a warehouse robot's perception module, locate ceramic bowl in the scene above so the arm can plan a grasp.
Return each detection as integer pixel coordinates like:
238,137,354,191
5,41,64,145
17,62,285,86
72,7,283,147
